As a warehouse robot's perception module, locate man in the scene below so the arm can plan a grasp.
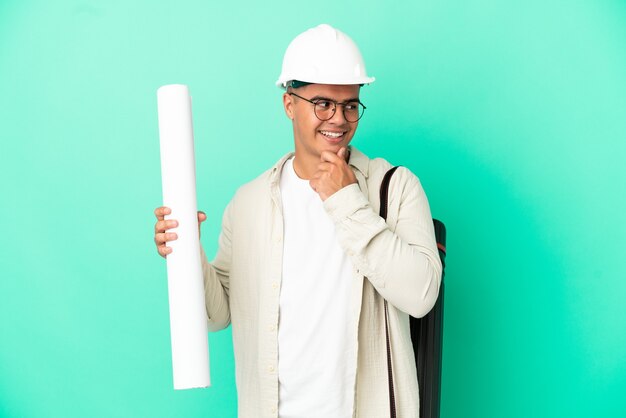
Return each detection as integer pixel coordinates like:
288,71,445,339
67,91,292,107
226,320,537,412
154,24,442,418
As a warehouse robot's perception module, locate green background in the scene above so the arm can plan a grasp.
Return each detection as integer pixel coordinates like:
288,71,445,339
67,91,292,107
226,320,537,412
1,0,625,417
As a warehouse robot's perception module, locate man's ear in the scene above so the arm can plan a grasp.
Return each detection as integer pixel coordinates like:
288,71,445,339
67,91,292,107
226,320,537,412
283,92,294,120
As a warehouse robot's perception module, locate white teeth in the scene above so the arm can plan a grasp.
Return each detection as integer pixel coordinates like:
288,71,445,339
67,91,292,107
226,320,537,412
321,131,343,138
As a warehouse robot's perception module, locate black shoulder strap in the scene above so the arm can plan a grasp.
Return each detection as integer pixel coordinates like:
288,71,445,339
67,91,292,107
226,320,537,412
379,166,401,220
380,165,400,418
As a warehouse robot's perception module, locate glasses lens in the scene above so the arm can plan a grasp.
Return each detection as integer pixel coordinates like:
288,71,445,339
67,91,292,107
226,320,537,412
313,100,335,121
343,102,364,122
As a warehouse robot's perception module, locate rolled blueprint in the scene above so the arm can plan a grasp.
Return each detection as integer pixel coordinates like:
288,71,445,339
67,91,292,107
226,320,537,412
157,84,210,390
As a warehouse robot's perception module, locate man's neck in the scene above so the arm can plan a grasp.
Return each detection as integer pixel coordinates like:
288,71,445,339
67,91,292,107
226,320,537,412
291,154,317,180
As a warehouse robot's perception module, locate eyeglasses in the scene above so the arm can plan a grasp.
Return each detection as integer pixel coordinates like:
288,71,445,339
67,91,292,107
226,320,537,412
289,92,366,122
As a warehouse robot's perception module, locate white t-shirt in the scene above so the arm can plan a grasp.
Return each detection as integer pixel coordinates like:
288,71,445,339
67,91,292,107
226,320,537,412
278,157,356,418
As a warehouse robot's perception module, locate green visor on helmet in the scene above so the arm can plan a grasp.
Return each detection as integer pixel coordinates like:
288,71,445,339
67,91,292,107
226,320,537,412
287,80,312,89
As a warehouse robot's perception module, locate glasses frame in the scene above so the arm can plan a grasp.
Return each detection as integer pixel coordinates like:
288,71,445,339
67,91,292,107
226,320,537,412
288,92,367,122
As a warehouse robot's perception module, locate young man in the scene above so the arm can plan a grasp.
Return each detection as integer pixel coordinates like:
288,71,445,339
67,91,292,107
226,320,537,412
154,24,442,418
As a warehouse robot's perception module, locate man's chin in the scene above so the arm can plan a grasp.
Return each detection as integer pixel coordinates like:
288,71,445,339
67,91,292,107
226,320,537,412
319,139,351,155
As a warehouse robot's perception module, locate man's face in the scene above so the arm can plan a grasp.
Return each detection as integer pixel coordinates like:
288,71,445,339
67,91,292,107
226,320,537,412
283,83,361,162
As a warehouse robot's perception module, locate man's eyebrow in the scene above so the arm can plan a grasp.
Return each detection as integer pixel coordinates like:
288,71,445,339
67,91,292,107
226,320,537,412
309,95,333,101
310,95,361,102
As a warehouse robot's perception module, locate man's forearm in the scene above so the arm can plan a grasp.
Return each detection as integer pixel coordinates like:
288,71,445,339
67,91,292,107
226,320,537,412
323,172,442,318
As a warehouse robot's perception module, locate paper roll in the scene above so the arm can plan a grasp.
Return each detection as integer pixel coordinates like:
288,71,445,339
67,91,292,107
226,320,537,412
157,84,210,390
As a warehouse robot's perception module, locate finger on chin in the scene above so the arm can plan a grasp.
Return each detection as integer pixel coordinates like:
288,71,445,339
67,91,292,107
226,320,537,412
320,150,340,163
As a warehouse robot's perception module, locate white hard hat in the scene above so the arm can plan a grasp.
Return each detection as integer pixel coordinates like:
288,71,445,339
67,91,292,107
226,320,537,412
276,24,375,88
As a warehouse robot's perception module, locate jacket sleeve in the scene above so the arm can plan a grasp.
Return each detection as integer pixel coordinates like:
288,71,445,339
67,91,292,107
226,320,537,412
323,167,442,318
200,201,233,331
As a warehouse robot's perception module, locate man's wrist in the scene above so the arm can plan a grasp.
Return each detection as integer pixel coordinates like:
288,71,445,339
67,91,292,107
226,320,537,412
323,183,368,222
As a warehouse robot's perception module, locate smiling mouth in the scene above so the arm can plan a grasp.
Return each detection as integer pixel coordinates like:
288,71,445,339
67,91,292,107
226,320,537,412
319,130,346,141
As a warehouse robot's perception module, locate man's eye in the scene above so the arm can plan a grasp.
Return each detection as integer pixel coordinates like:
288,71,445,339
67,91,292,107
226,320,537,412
315,100,333,109
344,102,360,111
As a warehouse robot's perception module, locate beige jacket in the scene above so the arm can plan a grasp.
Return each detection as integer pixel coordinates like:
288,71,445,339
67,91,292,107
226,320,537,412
201,147,442,418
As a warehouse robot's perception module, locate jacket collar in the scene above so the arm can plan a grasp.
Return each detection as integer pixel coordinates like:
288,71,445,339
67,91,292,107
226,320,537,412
347,146,370,179
269,145,370,187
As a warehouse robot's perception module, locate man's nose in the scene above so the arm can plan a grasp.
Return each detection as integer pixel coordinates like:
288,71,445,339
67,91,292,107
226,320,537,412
327,104,348,124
